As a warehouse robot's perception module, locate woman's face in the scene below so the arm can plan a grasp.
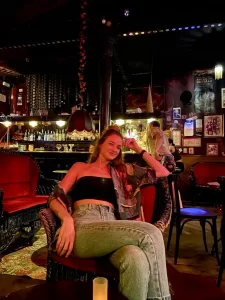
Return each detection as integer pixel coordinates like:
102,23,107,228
99,134,122,161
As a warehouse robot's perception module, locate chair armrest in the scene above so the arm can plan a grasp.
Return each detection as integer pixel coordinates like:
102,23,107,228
36,175,58,195
39,208,59,246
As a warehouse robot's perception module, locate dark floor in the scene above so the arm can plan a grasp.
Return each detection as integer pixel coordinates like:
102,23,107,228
0,205,224,298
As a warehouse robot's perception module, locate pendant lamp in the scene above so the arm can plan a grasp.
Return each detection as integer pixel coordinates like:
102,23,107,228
66,110,95,133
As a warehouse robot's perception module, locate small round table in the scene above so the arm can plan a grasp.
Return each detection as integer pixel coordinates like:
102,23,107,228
52,170,68,180
1,280,127,300
207,182,220,189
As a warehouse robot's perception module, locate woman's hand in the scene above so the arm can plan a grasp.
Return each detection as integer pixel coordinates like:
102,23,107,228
56,216,75,258
123,137,142,153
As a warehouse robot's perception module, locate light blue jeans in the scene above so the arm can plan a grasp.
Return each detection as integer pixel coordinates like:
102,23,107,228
73,204,170,300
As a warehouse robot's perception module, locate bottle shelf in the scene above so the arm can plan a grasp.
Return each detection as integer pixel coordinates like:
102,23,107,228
17,140,92,144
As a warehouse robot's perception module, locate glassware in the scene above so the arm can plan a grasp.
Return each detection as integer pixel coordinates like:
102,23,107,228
56,144,61,151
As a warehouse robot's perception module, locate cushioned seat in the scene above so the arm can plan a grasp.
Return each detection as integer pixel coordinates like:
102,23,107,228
0,150,50,254
51,252,119,277
4,196,48,213
180,207,217,218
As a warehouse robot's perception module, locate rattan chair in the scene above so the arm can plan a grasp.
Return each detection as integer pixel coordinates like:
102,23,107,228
40,179,172,282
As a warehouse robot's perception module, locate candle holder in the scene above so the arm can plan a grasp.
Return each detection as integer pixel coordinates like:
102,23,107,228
93,277,108,300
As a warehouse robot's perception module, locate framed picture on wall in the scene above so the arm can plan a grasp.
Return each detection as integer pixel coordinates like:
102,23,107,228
173,107,181,119
221,88,225,108
189,147,194,154
203,115,224,137
182,137,201,147
206,143,219,156
172,130,181,146
183,148,188,154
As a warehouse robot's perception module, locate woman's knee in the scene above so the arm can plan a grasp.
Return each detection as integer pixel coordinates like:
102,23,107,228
134,222,164,243
110,245,149,273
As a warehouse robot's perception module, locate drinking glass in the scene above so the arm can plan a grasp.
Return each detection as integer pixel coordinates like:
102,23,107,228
56,144,61,151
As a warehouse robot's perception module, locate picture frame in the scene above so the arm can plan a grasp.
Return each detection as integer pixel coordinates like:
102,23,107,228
172,130,181,146
189,147,194,154
182,137,201,147
206,143,219,156
203,115,224,137
195,118,203,134
173,107,181,120
221,88,225,108
183,147,188,154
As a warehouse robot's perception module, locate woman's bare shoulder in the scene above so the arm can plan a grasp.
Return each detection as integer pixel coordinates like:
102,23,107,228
73,161,87,167
69,162,88,173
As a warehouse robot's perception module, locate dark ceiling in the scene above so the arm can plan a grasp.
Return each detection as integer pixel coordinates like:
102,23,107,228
0,0,225,84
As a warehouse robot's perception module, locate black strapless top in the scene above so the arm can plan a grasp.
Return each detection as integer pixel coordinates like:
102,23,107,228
69,176,117,206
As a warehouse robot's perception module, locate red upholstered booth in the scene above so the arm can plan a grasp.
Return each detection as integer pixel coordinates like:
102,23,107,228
190,161,225,205
0,150,49,255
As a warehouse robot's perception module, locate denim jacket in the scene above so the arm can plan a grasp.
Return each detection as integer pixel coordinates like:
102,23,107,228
110,164,157,220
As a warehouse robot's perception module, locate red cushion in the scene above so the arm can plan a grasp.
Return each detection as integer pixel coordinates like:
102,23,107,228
51,252,119,278
1,183,31,200
4,196,48,213
0,152,39,199
140,185,156,223
194,163,225,186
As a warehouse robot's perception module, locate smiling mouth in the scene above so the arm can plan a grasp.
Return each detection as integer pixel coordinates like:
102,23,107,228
109,152,117,156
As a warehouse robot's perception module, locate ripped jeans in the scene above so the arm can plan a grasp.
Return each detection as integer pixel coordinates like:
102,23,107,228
72,204,170,300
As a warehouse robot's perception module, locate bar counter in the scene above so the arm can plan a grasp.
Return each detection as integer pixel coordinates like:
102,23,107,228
23,151,143,179
9,149,225,198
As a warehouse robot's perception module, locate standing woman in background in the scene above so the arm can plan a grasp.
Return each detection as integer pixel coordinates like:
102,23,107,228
168,138,184,173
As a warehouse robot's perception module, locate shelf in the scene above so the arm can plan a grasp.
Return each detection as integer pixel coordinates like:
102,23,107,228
111,112,161,120
17,140,92,144
0,115,70,122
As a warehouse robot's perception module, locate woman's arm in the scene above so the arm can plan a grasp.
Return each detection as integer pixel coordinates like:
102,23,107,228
124,138,169,178
155,132,163,154
49,162,84,257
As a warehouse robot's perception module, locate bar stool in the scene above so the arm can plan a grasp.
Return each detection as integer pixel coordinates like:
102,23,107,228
52,170,68,181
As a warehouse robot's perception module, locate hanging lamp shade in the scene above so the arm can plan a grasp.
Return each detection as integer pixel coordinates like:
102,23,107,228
67,110,95,133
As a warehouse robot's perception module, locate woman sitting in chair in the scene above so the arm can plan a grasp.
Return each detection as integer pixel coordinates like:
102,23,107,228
48,126,171,300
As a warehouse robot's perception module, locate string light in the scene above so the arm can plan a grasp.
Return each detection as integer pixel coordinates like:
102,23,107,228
78,0,88,106
120,23,224,37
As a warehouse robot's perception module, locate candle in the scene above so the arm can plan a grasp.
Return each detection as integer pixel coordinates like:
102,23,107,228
93,277,108,300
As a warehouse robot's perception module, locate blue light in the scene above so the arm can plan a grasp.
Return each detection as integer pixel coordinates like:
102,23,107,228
191,26,195,29
181,208,211,216
185,27,189,29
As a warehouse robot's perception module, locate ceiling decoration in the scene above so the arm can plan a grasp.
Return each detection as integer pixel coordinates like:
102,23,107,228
78,0,88,106
120,23,225,38
0,64,21,76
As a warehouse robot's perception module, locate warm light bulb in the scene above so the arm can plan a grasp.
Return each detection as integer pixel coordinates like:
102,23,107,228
29,121,38,127
147,118,156,123
2,121,12,127
115,119,124,126
56,120,66,127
